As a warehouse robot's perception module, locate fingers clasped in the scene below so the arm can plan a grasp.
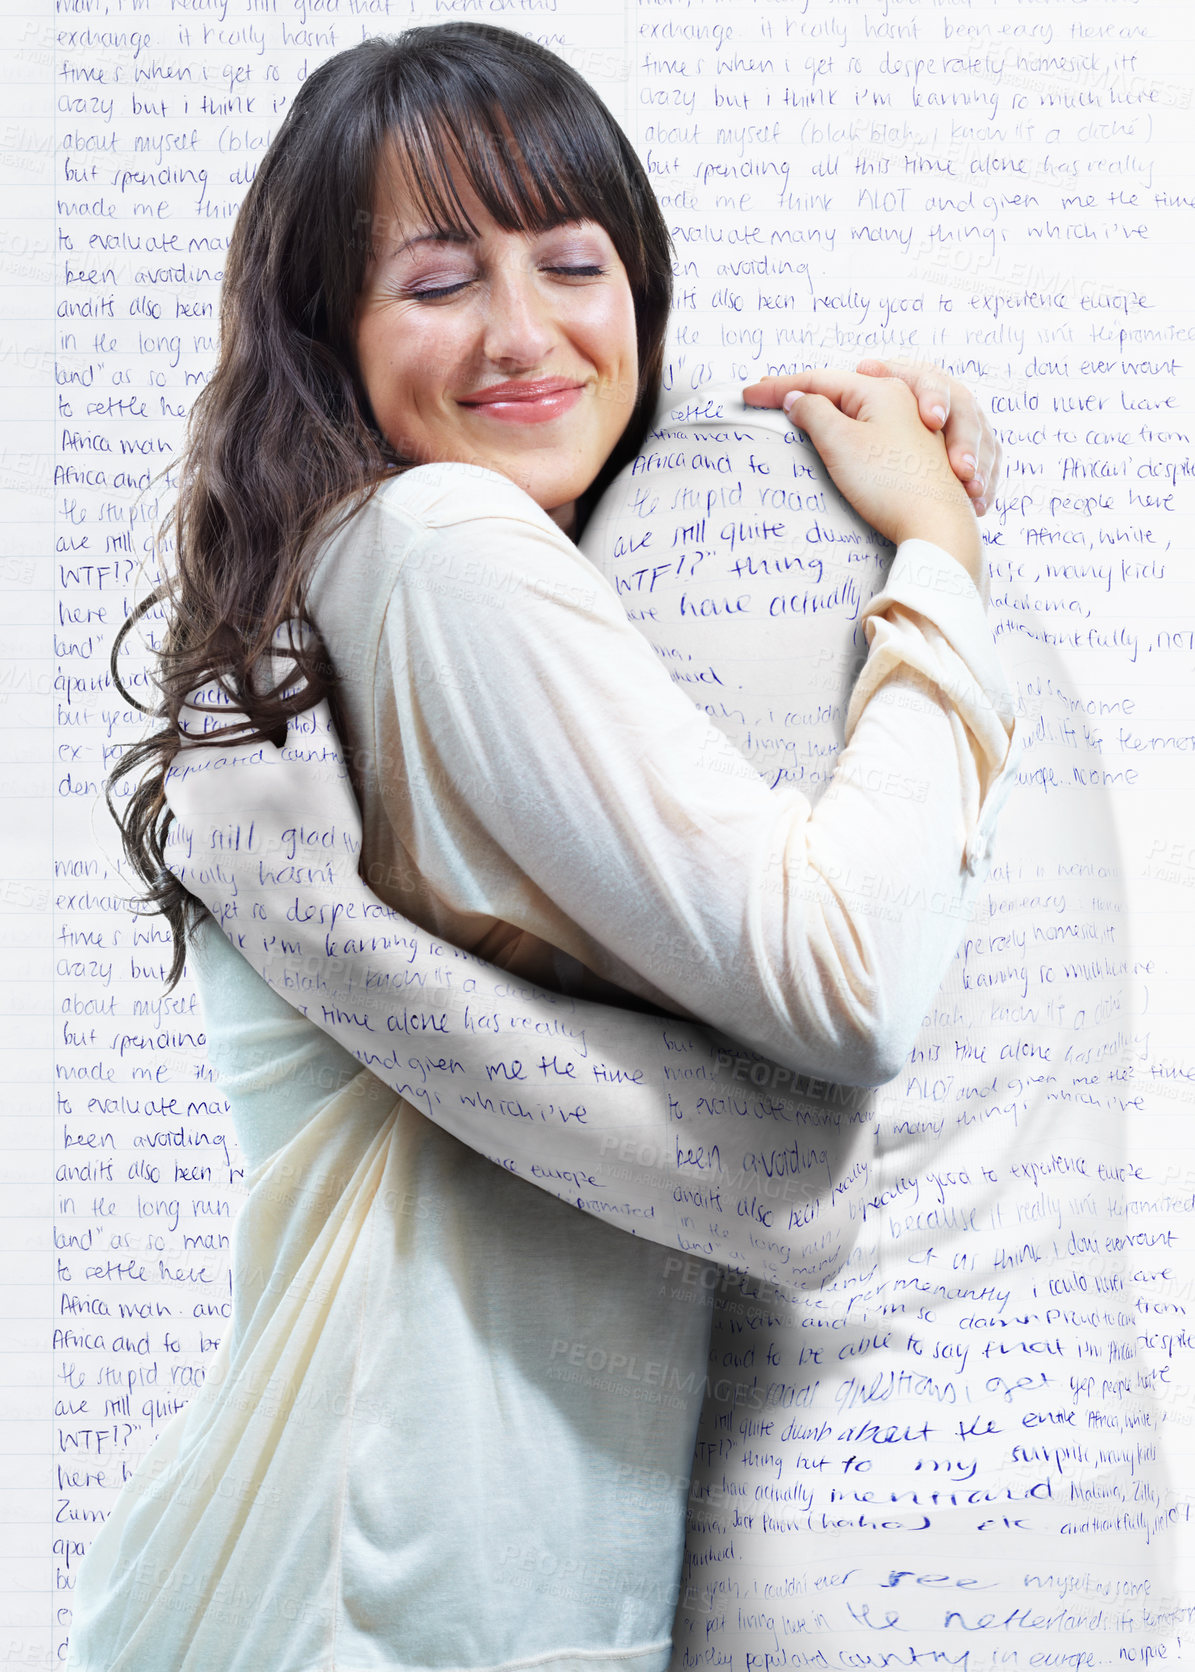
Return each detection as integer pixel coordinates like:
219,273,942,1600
745,359,1002,517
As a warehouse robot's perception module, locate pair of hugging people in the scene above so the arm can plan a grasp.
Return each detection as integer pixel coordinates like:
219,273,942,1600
68,25,1166,1672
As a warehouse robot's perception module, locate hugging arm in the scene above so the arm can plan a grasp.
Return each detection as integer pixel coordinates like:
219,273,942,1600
332,378,1012,1083
167,707,872,1290
365,534,1008,1083
166,386,1018,1283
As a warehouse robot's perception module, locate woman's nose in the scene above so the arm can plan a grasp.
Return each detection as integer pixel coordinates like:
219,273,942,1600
482,265,555,369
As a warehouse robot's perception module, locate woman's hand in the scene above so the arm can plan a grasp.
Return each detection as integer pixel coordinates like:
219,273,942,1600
744,359,1001,515
751,368,983,585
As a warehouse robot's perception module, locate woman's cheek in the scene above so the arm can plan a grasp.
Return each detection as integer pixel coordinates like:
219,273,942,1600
411,319,470,394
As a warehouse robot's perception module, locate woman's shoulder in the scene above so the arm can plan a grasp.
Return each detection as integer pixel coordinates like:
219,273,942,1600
376,461,565,536
309,461,600,634
310,462,577,593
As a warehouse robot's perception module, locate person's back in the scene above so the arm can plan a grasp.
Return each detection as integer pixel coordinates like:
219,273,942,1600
581,393,1166,1668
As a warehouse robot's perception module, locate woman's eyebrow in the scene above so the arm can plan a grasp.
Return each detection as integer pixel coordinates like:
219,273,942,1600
390,229,473,258
382,219,598,263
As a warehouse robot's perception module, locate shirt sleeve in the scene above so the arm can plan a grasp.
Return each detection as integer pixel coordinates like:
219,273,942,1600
378,473,1020,1087
165,709,875,1292
165,466,1020,1288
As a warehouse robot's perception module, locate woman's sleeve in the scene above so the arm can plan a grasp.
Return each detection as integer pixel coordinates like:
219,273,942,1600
377,475,1019,1085
166,715,875,1291
165,466,1018,1287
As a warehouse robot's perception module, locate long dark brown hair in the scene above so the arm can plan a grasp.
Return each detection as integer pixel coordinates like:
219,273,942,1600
110,24,674,985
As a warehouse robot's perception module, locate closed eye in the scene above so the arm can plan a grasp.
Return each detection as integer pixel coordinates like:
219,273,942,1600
408,264,607,302
407,280,473,301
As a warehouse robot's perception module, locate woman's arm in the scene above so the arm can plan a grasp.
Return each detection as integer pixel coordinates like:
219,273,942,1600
165,378,1017,1281
165,705,874,1293
335,376,1011,1083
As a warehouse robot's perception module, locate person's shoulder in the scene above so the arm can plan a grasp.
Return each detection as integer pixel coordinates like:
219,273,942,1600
375,462,562,538
371,464,604,615
308,464,570,604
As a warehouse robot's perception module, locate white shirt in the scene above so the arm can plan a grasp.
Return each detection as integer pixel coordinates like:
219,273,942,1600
300,440,1016,1089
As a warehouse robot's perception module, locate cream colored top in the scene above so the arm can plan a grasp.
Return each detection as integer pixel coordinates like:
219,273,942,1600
303,456,1015,1089
70,412,1019,1672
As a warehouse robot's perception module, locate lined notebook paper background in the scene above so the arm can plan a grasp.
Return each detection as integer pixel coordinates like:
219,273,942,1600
2,0,1194,1662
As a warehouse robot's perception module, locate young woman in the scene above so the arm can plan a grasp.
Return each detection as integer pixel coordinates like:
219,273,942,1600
74,25,1016,1672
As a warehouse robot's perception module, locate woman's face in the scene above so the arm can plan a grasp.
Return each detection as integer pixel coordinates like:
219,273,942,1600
354,155,639,536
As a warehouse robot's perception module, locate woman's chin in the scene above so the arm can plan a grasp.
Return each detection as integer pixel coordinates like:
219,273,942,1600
474,453,586,528
393,427,593,531
497,468,579,533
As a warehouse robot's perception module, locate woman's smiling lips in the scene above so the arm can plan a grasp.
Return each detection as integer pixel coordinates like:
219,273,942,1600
458,378,586,425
